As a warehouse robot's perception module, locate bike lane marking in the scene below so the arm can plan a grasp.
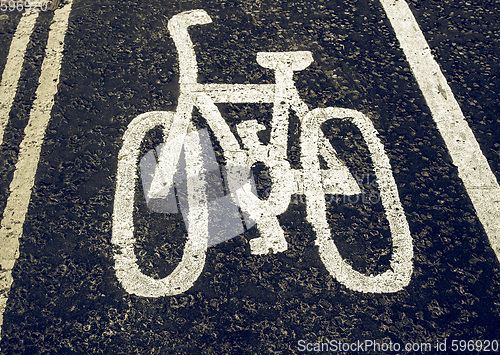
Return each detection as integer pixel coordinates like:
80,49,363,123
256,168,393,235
380,0,500,262
115,10,413,296
113,112,211,297
0,3,497,352
0,9,39,147
0,0,74,338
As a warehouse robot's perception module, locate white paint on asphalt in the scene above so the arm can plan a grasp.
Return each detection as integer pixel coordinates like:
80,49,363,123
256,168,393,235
113,111,210,297
114,9,414,297
0,0,73,338
380,0,500,262
304,108,413,293
195,91,292,255
317,136,362,195
196,83,275,103
145,11,212,203
0,9,40,147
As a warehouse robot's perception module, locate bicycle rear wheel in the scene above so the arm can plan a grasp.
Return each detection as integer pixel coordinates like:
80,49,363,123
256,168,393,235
302,107,413,293
112,111,208,297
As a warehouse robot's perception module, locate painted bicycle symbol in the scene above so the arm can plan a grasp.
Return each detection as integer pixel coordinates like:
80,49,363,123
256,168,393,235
112,9,413,297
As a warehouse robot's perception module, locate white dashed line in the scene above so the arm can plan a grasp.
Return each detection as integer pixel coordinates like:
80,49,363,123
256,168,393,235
0,0,73,338
0,10,40,146
380,0,500,262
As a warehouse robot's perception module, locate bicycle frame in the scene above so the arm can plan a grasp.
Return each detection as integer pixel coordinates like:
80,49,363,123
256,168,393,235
112,9,413,297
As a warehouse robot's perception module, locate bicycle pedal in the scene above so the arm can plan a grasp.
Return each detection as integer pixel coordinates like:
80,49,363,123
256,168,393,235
249,235,287,255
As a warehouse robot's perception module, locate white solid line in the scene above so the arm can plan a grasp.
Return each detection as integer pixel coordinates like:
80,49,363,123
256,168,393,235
0,0,74,338
379,0,500,261
0,10,40,147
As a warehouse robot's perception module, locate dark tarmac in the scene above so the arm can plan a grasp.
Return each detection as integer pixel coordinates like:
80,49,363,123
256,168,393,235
0,0,498,353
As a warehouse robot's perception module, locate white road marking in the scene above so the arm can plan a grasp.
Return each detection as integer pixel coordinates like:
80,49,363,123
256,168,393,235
0,0,73,338
145,10,212,203
115,9,414,296
305,108,413,293
113,111,209,297
193,83,275,103
380,0,500,262
195,92,293,254
139,129,257,243
0,9,40,147
317,136,361,195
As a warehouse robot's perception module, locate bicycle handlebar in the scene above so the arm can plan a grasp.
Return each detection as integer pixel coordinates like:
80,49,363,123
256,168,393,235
168,9,212,84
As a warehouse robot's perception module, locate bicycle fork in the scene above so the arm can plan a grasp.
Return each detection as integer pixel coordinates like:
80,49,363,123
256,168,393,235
151,10,319,255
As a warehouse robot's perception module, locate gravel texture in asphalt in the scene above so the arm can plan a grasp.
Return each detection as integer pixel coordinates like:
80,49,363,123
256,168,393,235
0,0,498,353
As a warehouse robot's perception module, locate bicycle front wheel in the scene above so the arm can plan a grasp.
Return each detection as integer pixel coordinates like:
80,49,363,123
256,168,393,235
112,111,208,297
301,107,413,293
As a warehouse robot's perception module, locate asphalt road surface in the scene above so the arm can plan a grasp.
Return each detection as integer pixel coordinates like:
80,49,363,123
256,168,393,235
0,0,499,353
